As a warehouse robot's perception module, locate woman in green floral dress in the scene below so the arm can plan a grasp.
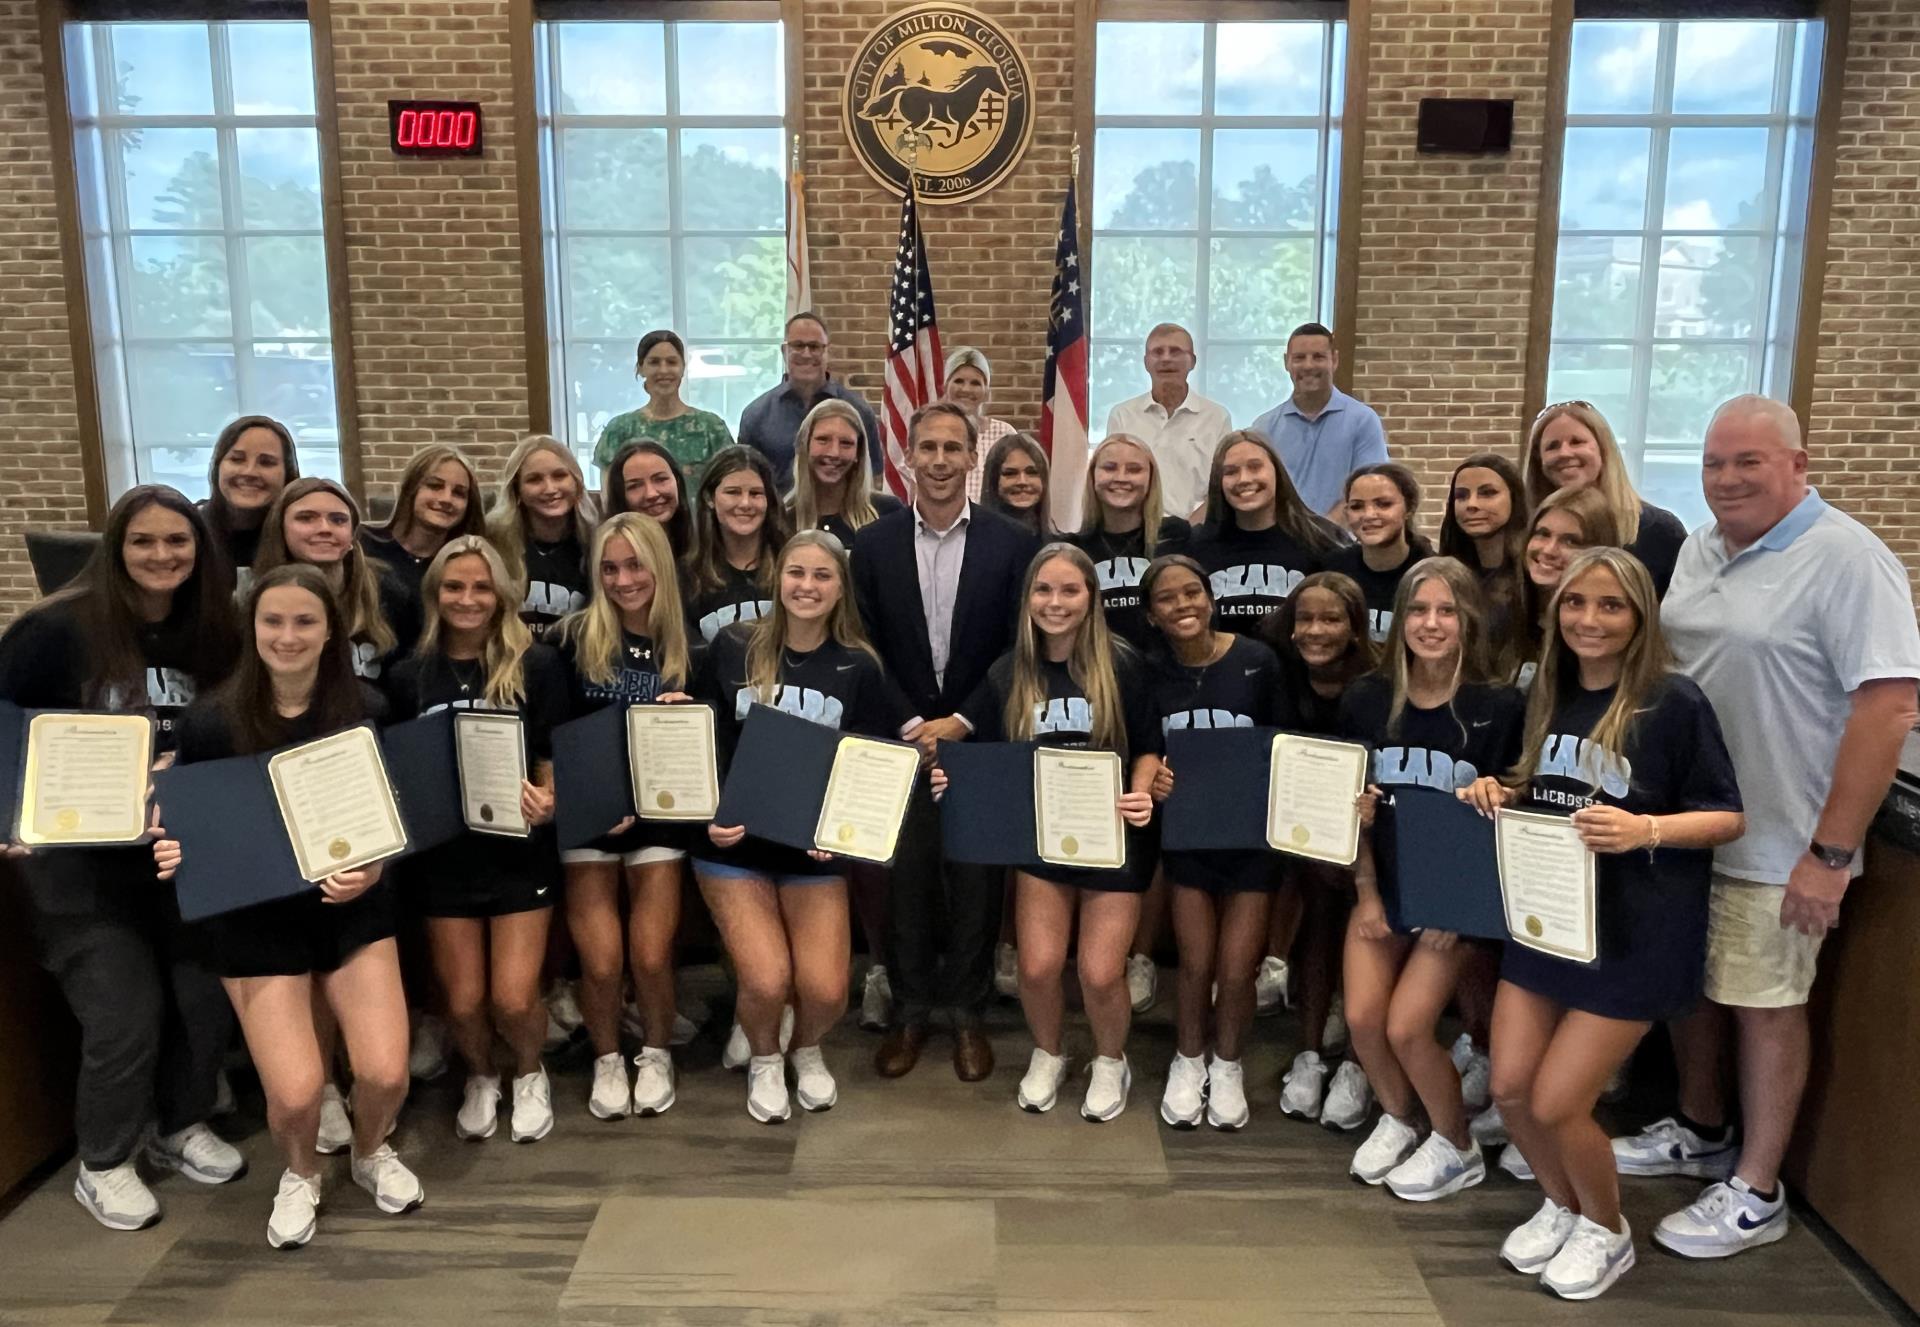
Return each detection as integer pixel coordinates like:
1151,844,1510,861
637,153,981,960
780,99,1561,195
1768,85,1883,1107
592,330,736,474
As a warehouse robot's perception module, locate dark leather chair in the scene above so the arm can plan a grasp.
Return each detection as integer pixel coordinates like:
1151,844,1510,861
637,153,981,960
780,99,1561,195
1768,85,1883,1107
24,530,101,597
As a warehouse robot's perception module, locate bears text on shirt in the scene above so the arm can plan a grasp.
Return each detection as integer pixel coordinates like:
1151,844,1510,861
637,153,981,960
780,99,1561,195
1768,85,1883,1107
1209,563,1306,611
734,683,846,728
522,580,587,622
700,597,774,643
1533,731,1633,806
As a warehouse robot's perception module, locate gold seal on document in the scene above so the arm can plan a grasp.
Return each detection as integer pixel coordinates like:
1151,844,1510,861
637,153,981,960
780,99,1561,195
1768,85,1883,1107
1524,915,1543,938
479,803,494,823
55,808,80,832
1060,835,1079,858
656,791,675,811
329,837,351,861
1289,824,1311,847
837,823,856,845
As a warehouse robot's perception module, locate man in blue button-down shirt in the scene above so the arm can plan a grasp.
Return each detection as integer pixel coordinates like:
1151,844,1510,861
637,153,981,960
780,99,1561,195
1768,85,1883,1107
1247,323,1389,520
737,312,882,490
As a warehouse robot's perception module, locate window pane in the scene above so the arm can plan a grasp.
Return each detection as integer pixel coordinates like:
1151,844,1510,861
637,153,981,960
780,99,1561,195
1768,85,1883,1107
228,24,314,114
561,129,669,231
1214,23,1324,117
1092,236,1196,340
557,22,665,115
1088,341,1140,442
1552,236,1642,340
1672,21,1778,115
681,130,783,231
128,236,230,337
682,342,779,426
1567,22,1657,115
1094,128,1199,230
1558,128,1648,231
563,341,644,462
566,236,671,337
1647,343,1751,450
245,236,331,337
1664,127,1769,230
1208,237,1314,339
251,343,337,446
121,128,222,230
108,24,214,116
1545,342,1633,437
1212,130,1319,232
129,343,236,444
1095,23,1202,115
1655,235,1762,339
1205,343,1290,430
237,128,322,229
1330,23,1347,112
676,23,781,115
683,236,784,340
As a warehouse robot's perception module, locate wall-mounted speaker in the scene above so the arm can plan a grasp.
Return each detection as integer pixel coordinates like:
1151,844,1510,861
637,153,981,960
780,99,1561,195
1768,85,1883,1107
1417,98,1515,154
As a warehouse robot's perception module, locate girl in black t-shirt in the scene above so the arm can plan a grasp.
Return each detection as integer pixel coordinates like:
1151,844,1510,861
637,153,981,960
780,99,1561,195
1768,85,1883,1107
1459,549,1742,1300
1325,463,1433,645
980,431,1054,537
152,564,421,1248
358,444,486,623
254,477,416,682
1136,555,1277,1131
938,544,1159,1123
1339,557,1525,1201
0,486,241,1234
1187,430,1336,635
600,439,693,557
548,513,697,1122
697,531,913,1124
385,535,569,1147
488,434,598,633
1070,433,1192,650
1438,453,1530,676
198,414,298,587
786,398,902,548
1522,401,1688,598
687,446,791,644
1517,487,1620,680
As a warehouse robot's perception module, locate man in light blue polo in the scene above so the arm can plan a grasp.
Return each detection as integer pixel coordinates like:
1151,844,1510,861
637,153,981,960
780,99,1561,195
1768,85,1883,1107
1247,322,1388,519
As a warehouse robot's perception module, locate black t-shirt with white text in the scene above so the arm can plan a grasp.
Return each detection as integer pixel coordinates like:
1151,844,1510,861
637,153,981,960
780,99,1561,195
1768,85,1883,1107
1186,521,1324,635
688,562,775,645
1148,634,1280,736
1324,543,1418,645
520,535,590,632
962,650,1162,761
1070,518,1191,650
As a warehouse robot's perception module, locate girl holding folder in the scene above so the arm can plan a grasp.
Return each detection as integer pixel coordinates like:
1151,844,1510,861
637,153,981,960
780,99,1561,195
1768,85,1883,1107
0,485,243,1233
696,530,913,1123
938,544,1160,1122
786,399,901,548
600,439,693,557
687,446,791,644
1340,557,1525,1200
253,478,415,679
1186,431,1336,635
1460,548,1742,1300
153,563,421,1249
489,434,598,633
550,513,697,1121
1135,553,1278,1130
386,536,570,1145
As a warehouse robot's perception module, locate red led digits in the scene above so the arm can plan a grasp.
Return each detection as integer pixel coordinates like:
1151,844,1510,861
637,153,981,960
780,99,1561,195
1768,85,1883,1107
388,101,483,157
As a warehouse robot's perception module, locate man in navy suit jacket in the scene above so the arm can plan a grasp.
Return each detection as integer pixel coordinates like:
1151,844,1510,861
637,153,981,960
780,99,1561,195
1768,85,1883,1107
853,402,1040,1080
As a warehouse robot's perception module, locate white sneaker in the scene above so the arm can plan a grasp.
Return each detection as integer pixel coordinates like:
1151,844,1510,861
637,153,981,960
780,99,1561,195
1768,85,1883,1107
859,964,893,1030
146,1122,246,1184
1018,1048,1068,1113
993,942,1020,998
1499,1143,1536,1182
455,1074,501,1141
1612,1116,1738,1178
1501,1196,1578,1274
723,1007,795,1070
1469,1103,1509,1149
315,1082,353,1155
266,1169,321,1249
1082,1055,1132,1122
510,1068,554,1143
588,1052,631,1120
790,1045,838,1111
1384,1132,1486,1202
1451,1034,1491,1112
1351,1113,1421,1185
1542,1215,1636,1300
1160,1053,1207,1128
1322,994,1349,1054
350,1144,423,1214
73,1160,160,1231
1125,955,1157,1013
1653,1177,1789,1259
623,1002,702,1048
1205,1056,1248,1131
1322,1059,1373,1131
1279,1050,1328,1120
631,1047,675,1116
410,1012,450,1079
747,1054,791,1124
1253,954,1291,1014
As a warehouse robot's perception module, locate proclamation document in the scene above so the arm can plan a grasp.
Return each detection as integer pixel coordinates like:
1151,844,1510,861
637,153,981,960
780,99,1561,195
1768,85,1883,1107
1266,733,1368,865
454,711,529,837
267,727,409,881
1033,747,1126,870
813,736,919,863
628,705,719,821
1496,808,1598,963
17,713,153,846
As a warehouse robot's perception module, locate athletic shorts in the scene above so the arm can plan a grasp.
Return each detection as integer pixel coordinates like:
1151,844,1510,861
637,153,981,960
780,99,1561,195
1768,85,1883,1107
562,844,685,867
693,857,840,888
1703,873,1825,1009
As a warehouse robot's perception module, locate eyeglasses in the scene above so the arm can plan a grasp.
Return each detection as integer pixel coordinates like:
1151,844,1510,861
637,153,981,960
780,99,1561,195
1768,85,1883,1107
784,340,827,355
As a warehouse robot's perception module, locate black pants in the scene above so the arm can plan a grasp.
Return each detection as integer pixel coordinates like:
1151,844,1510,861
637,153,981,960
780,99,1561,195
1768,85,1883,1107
885,783,1003,1027
21,851,231,1169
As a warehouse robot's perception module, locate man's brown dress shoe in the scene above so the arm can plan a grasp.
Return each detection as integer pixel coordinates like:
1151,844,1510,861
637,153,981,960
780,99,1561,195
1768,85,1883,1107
875,1022,927,1078
953,1027,994,1081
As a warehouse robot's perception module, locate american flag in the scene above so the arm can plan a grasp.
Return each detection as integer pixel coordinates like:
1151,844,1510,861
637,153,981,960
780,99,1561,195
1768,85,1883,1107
881,180,944,501
1041,173,1089,529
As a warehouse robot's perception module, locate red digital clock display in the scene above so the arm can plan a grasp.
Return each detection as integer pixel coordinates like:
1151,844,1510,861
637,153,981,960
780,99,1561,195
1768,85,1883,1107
388,100,483,158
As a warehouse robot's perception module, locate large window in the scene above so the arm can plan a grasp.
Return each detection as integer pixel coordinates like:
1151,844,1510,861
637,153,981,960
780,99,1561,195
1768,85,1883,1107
1090,16,1345,432
534,17,787,471
66,20,340,499
1548,18,1821,529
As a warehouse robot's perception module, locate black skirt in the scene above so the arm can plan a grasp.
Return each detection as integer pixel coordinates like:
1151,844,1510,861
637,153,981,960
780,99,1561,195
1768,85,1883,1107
1164,848,1279,894
404,828,561,919
184,880,399,979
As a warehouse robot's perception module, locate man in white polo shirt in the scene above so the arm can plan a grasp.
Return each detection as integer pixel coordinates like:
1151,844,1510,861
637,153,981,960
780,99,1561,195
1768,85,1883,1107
1104,323,1231,520
1615,395,1920,1259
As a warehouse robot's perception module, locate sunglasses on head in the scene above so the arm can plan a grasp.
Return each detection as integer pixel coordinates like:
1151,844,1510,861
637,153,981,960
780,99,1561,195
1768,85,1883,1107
1534,399,1595,422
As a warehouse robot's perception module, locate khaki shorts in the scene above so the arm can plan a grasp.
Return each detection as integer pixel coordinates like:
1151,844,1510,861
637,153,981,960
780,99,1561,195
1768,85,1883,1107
1703,874,1825,1008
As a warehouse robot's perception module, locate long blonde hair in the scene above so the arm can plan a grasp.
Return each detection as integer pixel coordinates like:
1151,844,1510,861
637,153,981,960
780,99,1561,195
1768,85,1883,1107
254,477,396,656
416,535,534,708
487,434,598,584
551,513,689,691
1377,556,1494,740
787,399,880,534
1522,401,1644,545
1078,433,1168,557
742,531,879,703
1510,547,1671,790
1005,543,1128,756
